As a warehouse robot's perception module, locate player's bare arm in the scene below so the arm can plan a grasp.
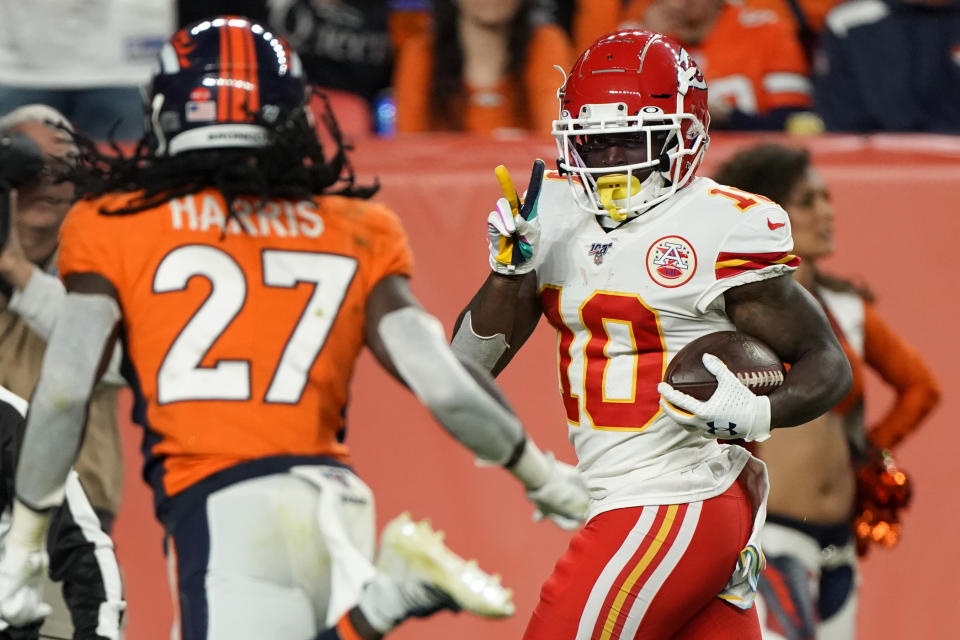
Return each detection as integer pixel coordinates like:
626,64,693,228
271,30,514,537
451,160,546,376
365,273,588,530
724,274,853,428
452,270,542,376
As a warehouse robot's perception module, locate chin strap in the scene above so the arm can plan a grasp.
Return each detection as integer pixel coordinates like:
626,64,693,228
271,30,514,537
658,152,671,172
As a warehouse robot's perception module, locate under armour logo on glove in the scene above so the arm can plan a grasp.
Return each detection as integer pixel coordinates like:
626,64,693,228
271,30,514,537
706,421,738,437
658,354,772,442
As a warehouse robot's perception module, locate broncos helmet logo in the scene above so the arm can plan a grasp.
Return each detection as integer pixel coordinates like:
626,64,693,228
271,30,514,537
171,30,197,69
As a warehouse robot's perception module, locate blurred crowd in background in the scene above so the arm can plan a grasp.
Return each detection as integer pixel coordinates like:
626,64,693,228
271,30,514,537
0,0,958,144
0,3,953,639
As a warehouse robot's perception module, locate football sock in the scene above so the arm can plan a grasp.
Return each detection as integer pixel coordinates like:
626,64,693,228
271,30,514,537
315,609,381,640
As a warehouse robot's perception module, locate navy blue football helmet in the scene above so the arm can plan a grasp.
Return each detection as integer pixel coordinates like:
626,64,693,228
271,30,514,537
147,16,307,155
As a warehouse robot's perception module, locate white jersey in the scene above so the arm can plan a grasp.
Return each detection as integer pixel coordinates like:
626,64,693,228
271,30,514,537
533,173,799,519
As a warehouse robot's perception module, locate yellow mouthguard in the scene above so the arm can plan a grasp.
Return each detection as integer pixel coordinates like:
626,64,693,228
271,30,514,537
596,174,642,222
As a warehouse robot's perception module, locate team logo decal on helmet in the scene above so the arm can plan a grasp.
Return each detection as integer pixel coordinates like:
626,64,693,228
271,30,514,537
148,16,307,156
552,30,711,220
171,30,197,69
678,48,708,92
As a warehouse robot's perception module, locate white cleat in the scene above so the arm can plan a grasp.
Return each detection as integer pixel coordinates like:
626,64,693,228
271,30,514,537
377,512,515,619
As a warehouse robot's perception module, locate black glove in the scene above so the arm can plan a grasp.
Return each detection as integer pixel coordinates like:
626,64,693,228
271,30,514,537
0,619,42,640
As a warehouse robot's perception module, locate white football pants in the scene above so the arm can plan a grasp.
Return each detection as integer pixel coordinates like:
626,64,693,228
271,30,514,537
166,465,376,640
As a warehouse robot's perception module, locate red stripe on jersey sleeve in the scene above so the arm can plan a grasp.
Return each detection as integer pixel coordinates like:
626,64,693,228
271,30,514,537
715,251,801,280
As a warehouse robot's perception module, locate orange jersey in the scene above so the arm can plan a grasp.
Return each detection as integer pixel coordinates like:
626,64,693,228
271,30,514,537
690,4,811,115
623,1,811,116
59,189,413,499
394,23,573,136
743,0,840,35
572,0,623,52
624,0,841,37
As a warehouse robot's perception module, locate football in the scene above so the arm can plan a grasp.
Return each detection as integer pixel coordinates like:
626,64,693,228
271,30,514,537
664,331,785,401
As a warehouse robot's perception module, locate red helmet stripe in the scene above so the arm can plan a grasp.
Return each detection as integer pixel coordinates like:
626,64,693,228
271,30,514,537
242,26,259,116
228,25,247,121
217,26,231,122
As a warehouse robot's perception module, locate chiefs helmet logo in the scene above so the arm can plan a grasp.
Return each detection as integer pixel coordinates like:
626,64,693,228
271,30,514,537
677,48,707,91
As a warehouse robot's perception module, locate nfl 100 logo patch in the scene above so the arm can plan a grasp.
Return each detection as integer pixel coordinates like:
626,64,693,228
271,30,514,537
588,241,613,264
646,235,697,287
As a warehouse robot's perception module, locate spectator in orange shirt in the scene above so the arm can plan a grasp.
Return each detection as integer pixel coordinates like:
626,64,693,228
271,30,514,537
627,0,816,130
744,0,841,56
624,0,838,59
715,143,941,640
394,0,573,136
538,0,624,52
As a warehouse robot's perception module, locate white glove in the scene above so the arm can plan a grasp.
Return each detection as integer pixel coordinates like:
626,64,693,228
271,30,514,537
0,500,53,628
526,452,589,530
487,198,540,275
0,544,51,627
505,438,588,530
657,353,772,443
488,160,544,275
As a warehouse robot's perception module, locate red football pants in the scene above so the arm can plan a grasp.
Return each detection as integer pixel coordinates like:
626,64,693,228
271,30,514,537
523,480,761,640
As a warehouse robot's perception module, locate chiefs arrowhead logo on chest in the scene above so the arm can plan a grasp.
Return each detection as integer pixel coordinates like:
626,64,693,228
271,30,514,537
646,235,697,287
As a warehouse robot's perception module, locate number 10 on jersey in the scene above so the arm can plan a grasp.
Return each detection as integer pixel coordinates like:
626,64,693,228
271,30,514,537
540,286,666,431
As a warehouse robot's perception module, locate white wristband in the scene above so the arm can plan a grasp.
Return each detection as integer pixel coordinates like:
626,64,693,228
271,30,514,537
7,500,53,552
507,439,551,491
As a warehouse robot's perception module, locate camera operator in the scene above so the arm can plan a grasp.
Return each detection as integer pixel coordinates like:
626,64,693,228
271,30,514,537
0,105,126,639
0,108,72,293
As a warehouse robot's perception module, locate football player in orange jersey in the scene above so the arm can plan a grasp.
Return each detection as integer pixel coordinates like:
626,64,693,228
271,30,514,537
0,16,589,640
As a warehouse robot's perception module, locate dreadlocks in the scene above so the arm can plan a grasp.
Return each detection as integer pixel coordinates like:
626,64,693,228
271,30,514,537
67,92,378,219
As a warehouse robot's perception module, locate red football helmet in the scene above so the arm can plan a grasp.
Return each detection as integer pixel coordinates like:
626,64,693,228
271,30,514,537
552,30,710,220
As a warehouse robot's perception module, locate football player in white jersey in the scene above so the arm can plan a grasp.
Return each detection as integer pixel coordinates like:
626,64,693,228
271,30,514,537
450,30,853,640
